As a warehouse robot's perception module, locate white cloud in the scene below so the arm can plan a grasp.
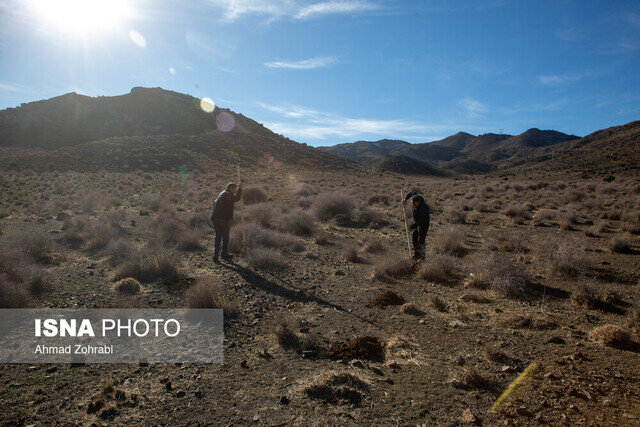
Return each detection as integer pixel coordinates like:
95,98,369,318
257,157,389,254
264,56,337,69
258,102,468,141
458,98,488,117
537,74,581,85
206,0,378,22
295,1,378,19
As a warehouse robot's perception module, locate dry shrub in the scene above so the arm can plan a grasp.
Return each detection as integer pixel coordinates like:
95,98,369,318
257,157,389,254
341,246,359,263
304,372,369,405
590,324,632,348
427,295,448,312
246,247,288,270
536,238,592,277
106,239,137,267
79,191,100,213
241,187,267,205
141,193,164,212
503,203,532,223
184,279,236,316
84,221,122,252
355,206,389,228
362,239,385,254
626,309,640,333
113,278,141,296
275,321,300,349
27,268,51,296
0,273,31,308
465,252,530,298
622,221,640,235
497,314,557,330
177,229,204,251
431,226,466,257
114,251,179,283
416,254,459,283
443,206,467,224
400,302,424,316
245,203,277,228
291,182,316,197
326,336,385,362
609,236,634,254
572,283,598,309
233,224,304,253
451,368,492,390
313,232,330,246
484,232,528,253
532,209,556,226
370,290,404,307
367,194,389,205
24,231,59,265
278,209,315,236
312,193,355,222
371,257,413,280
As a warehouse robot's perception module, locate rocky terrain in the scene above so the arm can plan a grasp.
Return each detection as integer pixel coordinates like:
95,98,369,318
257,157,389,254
0,89,639,425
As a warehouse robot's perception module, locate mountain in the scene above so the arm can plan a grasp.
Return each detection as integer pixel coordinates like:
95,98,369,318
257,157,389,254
502,120,640,177
0,87,355,172
366,155,446,176
319,129,579,173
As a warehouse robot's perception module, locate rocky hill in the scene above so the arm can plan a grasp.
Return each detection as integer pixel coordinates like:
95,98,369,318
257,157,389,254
319,129,579,173
0,88,355,172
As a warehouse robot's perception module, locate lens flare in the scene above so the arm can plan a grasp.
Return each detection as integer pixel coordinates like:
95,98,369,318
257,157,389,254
129,30,146,48
200,97,215,113
215,111,235,132
30,0,130,34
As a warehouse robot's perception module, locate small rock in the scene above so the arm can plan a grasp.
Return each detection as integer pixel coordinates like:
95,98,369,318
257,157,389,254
175,390,185,398
45,366,57,373
240,360,248,369
462,408,479,424
279,395,289,405
194,390,203,399
547,336,565,344
516,406,532,417
165,381,172,391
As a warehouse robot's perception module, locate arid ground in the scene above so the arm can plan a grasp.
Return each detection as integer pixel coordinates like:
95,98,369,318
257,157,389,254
1,162,639,425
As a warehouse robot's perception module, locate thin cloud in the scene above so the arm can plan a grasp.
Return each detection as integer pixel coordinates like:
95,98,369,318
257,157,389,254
264,56,337,69
458,98,488,117
258,102,468,142
206,0,379,22
537,74,582,85
295,1,378,19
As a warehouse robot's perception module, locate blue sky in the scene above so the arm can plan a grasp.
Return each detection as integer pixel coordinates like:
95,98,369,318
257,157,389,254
1,0,639,146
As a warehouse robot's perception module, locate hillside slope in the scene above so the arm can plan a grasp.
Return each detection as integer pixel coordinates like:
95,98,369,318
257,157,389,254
0,88,355,172
320,129,579,173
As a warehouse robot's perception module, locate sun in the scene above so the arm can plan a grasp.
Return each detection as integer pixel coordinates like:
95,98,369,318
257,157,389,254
30,0,131,34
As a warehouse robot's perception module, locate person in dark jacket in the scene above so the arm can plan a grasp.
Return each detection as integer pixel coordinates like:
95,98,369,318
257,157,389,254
403,190,430,260
211,182,242,262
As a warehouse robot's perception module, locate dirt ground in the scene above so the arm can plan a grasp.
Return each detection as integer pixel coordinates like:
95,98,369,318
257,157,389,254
0,165,639,425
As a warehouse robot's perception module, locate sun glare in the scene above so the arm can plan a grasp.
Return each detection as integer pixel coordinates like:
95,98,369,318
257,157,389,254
31,0,130,33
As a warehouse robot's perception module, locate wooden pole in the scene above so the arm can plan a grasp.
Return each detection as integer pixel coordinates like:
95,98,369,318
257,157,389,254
237,165,246,246
400,189,412,258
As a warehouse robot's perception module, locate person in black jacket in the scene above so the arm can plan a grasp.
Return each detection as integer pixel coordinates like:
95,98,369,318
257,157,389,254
211,182,242,262
403,190,430,260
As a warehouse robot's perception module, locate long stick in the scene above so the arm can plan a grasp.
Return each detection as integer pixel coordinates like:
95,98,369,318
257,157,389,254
237,165,246,246
400,189,412,257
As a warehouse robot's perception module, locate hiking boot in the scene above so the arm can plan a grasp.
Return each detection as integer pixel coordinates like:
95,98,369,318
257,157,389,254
221,253,233,260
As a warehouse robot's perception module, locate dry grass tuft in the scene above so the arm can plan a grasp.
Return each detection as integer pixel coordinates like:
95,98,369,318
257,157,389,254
114,251,179,283
431,226,466,257
427,295,448,312
304,372,369,405
341,246,360,263
362,239,385,254
416,254,459,283
465,252,530,298
326,336,385,362
184,279,237,315
113,277,141,296
496,314,557,330
609,236,634,254
370,290,405,307
451,368,493,390
246,247,288,270
590,324,632,348
312,193,355,222
400,302,424,316
371,257,413,280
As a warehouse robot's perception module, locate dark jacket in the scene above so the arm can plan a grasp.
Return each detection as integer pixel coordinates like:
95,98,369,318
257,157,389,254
405,190,430,231
212,188,242,221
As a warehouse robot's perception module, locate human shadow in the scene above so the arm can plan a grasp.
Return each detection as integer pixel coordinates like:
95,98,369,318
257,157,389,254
220,261,346,312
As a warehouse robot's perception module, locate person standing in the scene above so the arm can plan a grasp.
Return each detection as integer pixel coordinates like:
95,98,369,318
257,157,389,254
403,190,430,260
211,182,242,262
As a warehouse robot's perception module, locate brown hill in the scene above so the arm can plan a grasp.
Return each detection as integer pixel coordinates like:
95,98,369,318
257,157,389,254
320,129,579,173
0,88,355,172
502,120,640,178
366,154,446,176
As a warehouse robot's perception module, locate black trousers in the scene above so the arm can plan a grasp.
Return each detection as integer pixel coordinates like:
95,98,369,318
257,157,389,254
213,218,231,256
412,226,427,256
